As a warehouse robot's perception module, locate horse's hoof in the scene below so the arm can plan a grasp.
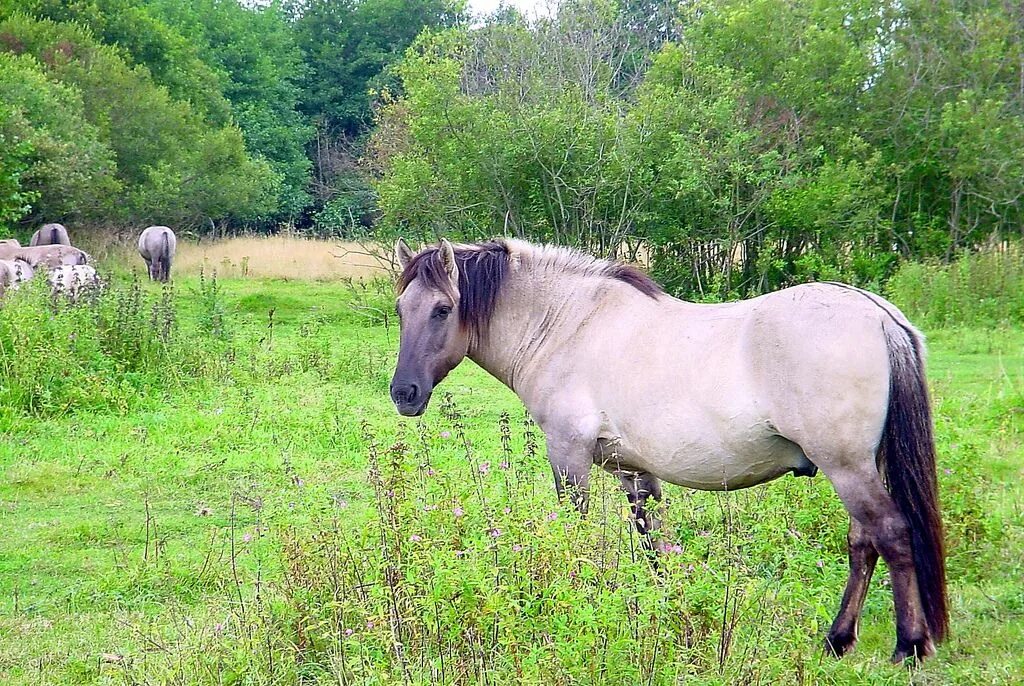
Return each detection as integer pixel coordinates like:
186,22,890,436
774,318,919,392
824,631,857,658
891,636,936,664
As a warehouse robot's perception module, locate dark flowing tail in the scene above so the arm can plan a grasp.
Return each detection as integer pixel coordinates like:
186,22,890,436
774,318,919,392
159,231,171,282
880,324,949,642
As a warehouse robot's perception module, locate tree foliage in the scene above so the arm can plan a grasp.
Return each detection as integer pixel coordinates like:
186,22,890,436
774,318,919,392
1,0,1021,289
373,0,1024,297
0,10,279,228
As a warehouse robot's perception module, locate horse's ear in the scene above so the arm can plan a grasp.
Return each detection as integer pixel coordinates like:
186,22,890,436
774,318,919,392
439,238,458,286
395,238,414,271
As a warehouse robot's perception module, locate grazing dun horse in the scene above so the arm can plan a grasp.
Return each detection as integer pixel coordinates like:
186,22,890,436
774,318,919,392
48,264,101,301
0,244,88,269
0,258,34,289
390,238,947,663
29,223,71,246
0,259,17,296
138,225,176,282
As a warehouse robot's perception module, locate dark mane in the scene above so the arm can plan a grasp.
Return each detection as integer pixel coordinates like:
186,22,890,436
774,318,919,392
605,263,662,299
397,239,662,336
397,241,510,338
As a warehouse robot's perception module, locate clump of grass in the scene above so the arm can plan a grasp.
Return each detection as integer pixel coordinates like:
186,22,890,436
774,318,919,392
196,268,229,339
109,396,879,685
887,243,1024,328
0,272,224,418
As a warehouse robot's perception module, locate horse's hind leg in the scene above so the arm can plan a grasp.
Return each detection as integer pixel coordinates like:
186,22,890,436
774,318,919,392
825,518,879,656
616,471,663,552
826,464,934,662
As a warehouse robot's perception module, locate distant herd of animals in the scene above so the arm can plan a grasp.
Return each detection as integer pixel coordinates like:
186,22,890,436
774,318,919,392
0,223,177,298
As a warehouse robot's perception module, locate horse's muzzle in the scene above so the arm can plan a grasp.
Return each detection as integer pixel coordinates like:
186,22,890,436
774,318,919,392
391,382,431,416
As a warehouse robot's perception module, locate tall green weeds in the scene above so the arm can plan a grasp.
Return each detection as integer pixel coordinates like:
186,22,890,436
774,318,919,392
887,244,1024,328
0,273,225,418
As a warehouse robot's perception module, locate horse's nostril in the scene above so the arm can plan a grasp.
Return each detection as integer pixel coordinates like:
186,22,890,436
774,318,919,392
391,383,419,405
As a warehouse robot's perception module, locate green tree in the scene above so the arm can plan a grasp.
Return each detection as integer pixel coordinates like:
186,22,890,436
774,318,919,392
146,0,314,221
0,13,278,227
0,52,120,225
0,105,38,233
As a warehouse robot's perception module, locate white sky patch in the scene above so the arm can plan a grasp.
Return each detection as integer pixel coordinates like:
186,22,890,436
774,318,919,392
467,0,550,18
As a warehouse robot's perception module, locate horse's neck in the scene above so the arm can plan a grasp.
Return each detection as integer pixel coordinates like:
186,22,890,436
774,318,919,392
468,270,600,393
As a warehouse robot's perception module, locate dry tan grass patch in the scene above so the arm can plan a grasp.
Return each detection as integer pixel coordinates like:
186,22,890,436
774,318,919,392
85,234,392,281
174,236,390,280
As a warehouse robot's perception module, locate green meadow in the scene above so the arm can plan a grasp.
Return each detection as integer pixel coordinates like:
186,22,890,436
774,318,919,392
0,271,1022,685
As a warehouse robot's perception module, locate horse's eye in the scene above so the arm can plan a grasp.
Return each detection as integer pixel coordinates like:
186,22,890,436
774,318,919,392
434,305,452,320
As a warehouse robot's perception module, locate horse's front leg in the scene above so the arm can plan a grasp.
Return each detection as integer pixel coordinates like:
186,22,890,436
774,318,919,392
546,430,596,514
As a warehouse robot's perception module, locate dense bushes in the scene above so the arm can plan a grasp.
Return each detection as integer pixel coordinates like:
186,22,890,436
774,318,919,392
374,0,1024,299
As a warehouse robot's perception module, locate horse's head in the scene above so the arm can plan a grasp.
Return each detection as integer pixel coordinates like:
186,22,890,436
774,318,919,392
390,238,470,416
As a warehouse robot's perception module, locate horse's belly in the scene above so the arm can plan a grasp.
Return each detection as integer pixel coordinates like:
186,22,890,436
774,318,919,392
599,431,810,491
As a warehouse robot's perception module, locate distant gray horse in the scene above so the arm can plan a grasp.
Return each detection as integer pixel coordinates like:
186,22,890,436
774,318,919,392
138,226,177,282
0,259,16,296
30,223,71,246
0,244,87,269
0,258,32,296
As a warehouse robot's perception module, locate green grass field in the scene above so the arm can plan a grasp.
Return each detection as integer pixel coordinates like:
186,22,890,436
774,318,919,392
1,276,1022,684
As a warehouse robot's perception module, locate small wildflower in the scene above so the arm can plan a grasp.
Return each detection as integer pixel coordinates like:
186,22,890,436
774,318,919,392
453,506,464,518
547,512,558,522
512,544,523,552
503,507,511,515
426,468,437,477
478,462,490,475
409,534,422,543
424,504,438,512
669,544,683,554
499,460,510,470
943,468,952,475
816,559,825,568
214,407,223,415
344,628,354,637
489,528,501,538
293,476,305,488
440,431,451,439
366,621,375,630
455,549,467,558
214,623,225,633
242,533,252,543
